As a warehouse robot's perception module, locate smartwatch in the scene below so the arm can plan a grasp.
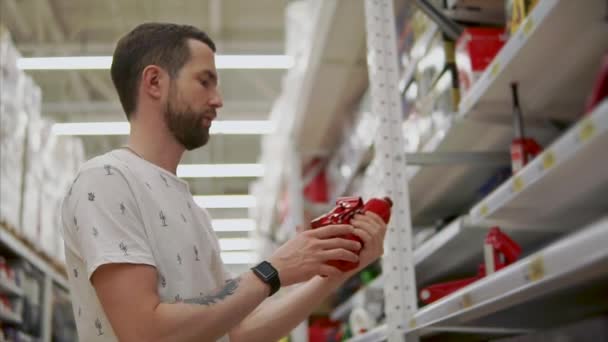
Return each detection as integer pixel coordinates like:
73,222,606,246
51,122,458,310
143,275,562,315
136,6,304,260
251,261,281,296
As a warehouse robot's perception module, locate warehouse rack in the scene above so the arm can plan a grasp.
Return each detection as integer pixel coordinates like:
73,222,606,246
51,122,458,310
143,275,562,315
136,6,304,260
0,223,72,341
256,0,608,341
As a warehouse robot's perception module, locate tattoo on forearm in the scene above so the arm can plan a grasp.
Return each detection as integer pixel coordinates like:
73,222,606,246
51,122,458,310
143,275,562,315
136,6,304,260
184,277,242,306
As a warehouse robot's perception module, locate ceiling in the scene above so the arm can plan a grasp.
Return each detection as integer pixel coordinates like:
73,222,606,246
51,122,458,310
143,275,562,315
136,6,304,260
2,0,289,272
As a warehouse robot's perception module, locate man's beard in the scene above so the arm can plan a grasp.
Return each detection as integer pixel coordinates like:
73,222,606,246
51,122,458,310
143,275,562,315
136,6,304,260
164,86,212,151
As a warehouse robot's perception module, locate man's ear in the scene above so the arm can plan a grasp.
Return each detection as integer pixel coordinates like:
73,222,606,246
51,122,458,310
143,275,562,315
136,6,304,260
141,65,166,100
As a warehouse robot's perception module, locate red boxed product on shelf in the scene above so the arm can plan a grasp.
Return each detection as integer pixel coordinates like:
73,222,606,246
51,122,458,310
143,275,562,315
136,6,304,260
456,27,507,95
310,197,392,272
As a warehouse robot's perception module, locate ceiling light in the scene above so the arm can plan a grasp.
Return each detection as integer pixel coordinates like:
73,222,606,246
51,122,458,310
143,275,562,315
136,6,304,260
177,164,264,178
212,219,256,232
193,195,256,209
52,122,129,135
211,121,275,135
221,251,258,265
51,120,273,136
17,55,294,70
219,238,255,251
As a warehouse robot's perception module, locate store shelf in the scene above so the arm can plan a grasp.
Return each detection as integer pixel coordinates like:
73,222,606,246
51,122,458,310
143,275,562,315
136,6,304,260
0,225,69,290
291,0,368,156
459,0,608,123
413,216,561,286
408,217,608,337
0,306,22,325
349,217,608,341
0,276,23,297
406,119,514,225
471,100,608,229
331,216,561,320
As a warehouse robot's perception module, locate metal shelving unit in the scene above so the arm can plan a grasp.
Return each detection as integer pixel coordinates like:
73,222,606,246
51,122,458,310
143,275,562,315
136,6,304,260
0,306,22,325
0,224,70,341
459,0,608,122
408,217,608,338
349,217,608,341
339,0,608,340
258,0,608,341
0,276,24,297
471,100,608,228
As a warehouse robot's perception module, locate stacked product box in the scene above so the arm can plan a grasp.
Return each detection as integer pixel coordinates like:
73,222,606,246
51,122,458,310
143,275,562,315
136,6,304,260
22,117,85,260
0,29,27,231
0,29,86,261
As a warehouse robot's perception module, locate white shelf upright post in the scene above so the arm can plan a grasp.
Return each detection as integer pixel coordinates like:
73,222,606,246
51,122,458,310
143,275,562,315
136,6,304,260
363,1,419,341
42,273,53,342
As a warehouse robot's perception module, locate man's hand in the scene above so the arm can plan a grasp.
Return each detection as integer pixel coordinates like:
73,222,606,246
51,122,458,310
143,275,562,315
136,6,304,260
349,211,388,272
268,224,362,286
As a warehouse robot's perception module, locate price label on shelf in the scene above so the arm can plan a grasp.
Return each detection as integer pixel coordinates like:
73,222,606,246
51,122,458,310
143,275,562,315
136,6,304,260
527,255,545,282
579,120,596,142
542,151,556,170
479,204,489,218
490,61,501,78
523,17,535,37
512,176,524,193
460,293,473,309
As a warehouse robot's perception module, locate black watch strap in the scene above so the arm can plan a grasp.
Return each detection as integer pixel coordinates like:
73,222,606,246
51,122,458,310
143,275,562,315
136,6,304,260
251,261,281,296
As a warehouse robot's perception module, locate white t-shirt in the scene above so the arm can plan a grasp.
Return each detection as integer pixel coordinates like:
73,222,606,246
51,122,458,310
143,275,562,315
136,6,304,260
61,149,231,342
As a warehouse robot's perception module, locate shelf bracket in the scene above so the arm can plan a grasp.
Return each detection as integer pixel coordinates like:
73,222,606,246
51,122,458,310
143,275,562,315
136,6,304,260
414,0,463,41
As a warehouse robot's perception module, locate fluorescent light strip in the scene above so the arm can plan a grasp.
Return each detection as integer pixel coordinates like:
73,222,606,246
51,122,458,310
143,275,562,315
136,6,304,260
219,238,255,251
193,195,256,209
221,251,257,265
51,121,273,136
177,164,263,178
212,219,256,232
211,121,275,135
17,55,294,70
52,122,129,135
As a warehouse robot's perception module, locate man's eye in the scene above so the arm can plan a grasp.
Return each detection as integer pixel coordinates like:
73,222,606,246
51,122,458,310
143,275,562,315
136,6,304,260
200,80,209,87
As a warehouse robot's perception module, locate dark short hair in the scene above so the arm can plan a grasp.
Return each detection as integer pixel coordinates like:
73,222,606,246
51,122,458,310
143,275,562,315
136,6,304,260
110,23,216,119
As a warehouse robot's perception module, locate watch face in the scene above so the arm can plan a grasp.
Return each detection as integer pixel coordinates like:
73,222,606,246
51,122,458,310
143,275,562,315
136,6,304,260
257,262,277,279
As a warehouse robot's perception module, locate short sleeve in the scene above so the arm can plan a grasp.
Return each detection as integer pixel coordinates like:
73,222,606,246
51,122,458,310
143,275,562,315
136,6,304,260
61,165,156,279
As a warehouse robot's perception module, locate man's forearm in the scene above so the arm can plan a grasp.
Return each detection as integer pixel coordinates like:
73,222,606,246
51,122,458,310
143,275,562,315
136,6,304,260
148,271,269,342
230,274,349,342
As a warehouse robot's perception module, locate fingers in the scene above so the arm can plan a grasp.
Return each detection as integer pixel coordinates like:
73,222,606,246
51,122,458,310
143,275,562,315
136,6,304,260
363,211,387,227
319,264,343,277
351,227,373,246
351,215,379,235
320,248,359,263
309,224,354,239
318,238,362,252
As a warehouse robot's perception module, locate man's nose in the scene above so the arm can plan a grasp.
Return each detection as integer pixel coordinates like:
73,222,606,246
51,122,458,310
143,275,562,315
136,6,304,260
210,90,223,108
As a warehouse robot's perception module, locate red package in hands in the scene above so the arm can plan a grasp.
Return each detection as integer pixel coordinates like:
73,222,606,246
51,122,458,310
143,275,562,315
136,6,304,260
311,197,392,272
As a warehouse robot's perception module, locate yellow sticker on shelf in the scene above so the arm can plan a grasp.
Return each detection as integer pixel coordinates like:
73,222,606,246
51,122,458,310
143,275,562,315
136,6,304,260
461,293,473,309
579,120,596,142
512,177,524,192
528,255,545,282
523,17,535,37
408,319,417,329
542,151,556,170
490,62,500,78
480,204,489,217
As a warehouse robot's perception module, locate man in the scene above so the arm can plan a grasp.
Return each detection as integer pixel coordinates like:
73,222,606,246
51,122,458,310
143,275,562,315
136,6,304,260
61,23,387,342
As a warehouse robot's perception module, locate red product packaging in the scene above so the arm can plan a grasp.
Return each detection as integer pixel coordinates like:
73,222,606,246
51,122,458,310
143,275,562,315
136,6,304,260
456,27,507,95
585,53,608,115
510,137,542,173
311,197,393,272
